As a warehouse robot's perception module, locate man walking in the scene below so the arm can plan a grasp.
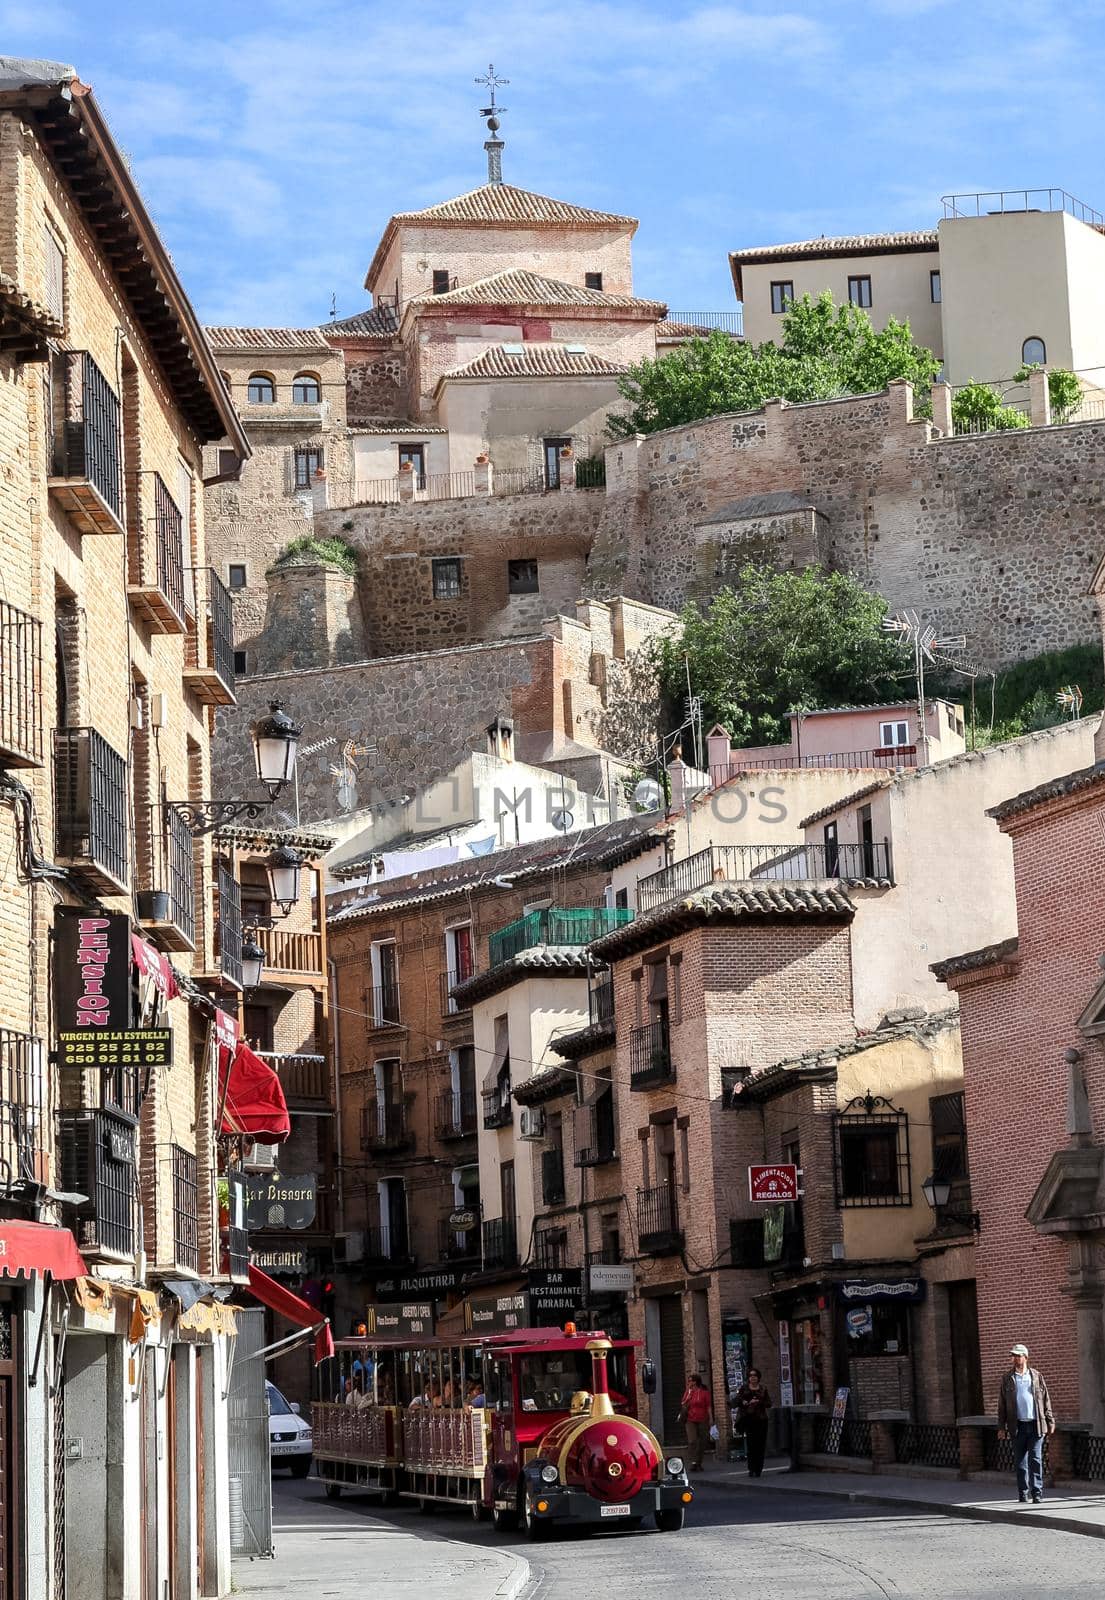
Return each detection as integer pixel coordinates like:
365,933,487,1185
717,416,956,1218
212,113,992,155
680,1372,713,1473
997,1343,1055,1503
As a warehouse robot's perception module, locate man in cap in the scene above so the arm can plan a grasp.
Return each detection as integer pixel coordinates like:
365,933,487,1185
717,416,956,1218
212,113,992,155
996,1343,1054,1503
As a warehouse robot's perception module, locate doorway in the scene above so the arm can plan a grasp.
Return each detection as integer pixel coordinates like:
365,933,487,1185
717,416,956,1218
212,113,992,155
947,1280,983,1417
657,1294,686,1443
543,437,571,490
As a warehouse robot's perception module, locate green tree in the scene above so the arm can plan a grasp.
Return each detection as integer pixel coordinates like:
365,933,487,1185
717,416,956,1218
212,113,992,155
608,292,939,437
1013,362,1082,424
655,565,907,747
949,380,1030,435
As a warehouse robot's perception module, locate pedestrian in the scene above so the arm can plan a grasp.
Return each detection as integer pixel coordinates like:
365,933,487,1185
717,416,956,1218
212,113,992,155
679,1372,713,1472
733,1368,772,1477
996,1342,1055,1504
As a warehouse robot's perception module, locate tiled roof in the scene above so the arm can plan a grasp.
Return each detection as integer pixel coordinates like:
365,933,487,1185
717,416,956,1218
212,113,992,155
658,319,741,339
930,936,1020,984
987,761,1105,823
391,183,636,228
737,1006,960,1103
451,947,590,1006
550,1018,615,1060
729,231,938,297
800,777,892,830
205,326,332,352
212,823,334,855
512,1064,579,1105
589,883,855,962
441,343,630,382
324,306,400,338
346,419,449,435
411,269,665,314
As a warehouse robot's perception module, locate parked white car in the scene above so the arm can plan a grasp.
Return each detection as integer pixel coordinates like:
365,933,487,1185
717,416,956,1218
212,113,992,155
267,1380,313,1477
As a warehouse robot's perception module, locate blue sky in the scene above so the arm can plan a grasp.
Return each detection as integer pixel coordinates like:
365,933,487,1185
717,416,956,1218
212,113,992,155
7,0,1105,326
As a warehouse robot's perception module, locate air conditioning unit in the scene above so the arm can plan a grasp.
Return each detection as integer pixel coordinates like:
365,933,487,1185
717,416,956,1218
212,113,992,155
334,1231,364,1264
243,1141,278,1172
519,1107,545,1140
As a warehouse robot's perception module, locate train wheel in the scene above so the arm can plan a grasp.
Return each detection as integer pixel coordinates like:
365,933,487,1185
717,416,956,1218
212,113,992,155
471,1497,490,1522
522,1491,547,1543
324,1482,342,1501
655,1508,684,1532
491,1499,518,1532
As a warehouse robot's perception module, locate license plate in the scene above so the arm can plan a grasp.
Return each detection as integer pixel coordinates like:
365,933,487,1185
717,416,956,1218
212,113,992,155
600,1504,631,1518
271,1445,302,1456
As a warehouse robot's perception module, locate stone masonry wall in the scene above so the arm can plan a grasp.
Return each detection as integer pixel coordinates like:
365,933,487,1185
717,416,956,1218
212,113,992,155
591,381,1105,667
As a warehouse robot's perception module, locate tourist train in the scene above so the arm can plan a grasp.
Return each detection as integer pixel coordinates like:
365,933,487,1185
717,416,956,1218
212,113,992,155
312,1323,693,1537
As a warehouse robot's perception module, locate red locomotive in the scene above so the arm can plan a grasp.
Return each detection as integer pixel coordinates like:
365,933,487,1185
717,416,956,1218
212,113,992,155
312,1323,692,1536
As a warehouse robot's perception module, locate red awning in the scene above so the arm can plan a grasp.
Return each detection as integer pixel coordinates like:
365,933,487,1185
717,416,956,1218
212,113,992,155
247,1265,334,1363
219,1041,290,1143
0,1222,86,1281
130,933,179,1000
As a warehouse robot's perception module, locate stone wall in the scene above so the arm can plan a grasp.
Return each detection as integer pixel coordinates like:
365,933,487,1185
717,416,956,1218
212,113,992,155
592,381,1105,666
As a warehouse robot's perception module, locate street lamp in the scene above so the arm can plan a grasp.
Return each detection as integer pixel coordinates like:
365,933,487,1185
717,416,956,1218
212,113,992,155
266,844,304,915
921,1172,980,1232
240,934,266,990
170,701,303,837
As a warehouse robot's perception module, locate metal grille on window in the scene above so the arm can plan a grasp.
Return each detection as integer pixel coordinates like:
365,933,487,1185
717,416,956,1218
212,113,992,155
832,1093,911,1208
293,447,323,490
52,1381,65,1600
930,1090,972,1225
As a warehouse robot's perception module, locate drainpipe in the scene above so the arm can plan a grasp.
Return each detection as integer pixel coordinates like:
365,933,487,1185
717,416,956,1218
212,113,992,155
328,956,345,1232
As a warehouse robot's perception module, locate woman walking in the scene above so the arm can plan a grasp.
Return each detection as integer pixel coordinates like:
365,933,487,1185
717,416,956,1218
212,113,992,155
733,1369,772,1477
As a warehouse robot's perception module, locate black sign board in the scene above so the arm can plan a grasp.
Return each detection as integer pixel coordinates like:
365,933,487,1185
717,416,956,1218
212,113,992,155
55,908,131,1034
367,1303,436,1338
447,1207,479,1231
373,1268,462,1302
58,1028,172,1071
466,1291,529,1333
836,1278,925,1305
245,1174,317,1232
253,1248,307,1275
528,1269,582,1291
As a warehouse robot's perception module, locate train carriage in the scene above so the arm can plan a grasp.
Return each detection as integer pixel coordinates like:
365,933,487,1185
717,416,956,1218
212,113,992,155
312,1324,693,1537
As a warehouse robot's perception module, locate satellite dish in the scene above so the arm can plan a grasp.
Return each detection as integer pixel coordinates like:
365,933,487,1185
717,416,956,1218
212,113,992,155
551,809,574,833
632,777,663,812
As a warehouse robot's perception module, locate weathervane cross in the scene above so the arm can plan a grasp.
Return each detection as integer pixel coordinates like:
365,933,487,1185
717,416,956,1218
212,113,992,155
475,63,509,115
475,64,509,184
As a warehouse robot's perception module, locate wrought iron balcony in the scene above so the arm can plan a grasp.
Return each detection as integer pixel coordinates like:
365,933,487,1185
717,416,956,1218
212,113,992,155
438,1214,481,1262
259,1052,330,1108
589,973,615,1027
214,860,243,988
0,1028,46,1188
183,566,236,706
171,1144,200,1273
53,727,129,892
637,840,894,912
481,1217,517,1269
57,1107,138,1259
586,1243,623,1267
663,309,744,334
136,803,196,951
636,1184,682,1255
541,1147,566,1206
221,1224,250,1282
440,968,473,1015
361,1102,412,1153
573,1101,616,1166
362,1222,412,1265
47,349,124,534
629,1016,674,1089
365,982,402,1029
0,600,43,769
127,473,187,633
434,1088,477,1140
482,1085,512,1130
487,906,634,968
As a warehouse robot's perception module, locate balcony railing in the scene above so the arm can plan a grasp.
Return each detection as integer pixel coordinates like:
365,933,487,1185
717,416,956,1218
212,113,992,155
586,1244,623,1267
482,1217,517,1269
137,803,196,951
637,840,894,912
637,1184,682,1254
629,1016,673,1089
712,747,918,779
57,1107,138,1259
541,1147,566,1206
365,982,401,1028
0,1028,46,1187
260,1052,330,1107
362,1222,411,1265
361,1102,412,1152
0,600,43,768
171,1144,200,1273
438,1215,481,1262
128,473,187,633
48,349,124,534
662,310,744,334
434,1088,477,1140
440,968,473,1015
574,1102,616,1167
589,973,614,1027
221,1224,250,1281
482,1085,512,1130
54,727,129,892
487,906,634,968
257,926,323,981
183,566,236,706
215,861,243,988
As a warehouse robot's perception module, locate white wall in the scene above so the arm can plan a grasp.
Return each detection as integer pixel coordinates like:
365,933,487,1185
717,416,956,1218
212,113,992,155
739,248,942,352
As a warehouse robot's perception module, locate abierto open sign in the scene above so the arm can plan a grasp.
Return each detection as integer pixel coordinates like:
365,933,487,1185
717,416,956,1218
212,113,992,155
748,1163,800,1203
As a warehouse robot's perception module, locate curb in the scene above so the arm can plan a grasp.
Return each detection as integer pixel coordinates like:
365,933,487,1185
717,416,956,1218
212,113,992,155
495,1551,532,1599
702,1476,1105,1541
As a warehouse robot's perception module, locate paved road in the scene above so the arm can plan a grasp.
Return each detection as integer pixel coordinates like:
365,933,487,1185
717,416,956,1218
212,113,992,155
269,1473,1103,1599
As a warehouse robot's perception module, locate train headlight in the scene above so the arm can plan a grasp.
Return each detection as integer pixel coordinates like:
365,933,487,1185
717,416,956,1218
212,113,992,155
540,1464,559,1485
665,1456,685,1477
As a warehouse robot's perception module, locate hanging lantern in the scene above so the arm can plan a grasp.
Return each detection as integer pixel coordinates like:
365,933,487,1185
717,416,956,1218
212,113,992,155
251,701,300,796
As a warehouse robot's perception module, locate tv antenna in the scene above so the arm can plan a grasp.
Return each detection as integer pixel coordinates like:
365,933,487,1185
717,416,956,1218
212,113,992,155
882,610,968,761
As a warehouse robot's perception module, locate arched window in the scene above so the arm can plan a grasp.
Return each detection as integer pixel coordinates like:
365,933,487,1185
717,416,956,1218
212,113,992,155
1021,336,1046,366
292,373,321,404
247,373,275,404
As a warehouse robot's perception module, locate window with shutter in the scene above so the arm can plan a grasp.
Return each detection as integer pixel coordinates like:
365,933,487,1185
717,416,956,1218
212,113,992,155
44,227,65,325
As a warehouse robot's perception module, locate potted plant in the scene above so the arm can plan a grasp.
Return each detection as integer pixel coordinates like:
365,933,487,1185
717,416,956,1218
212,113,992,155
136,888,171,924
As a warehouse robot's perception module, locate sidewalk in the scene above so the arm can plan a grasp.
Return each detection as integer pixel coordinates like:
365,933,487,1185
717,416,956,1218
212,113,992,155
231,1493,529,1600
698,1456,1105,1540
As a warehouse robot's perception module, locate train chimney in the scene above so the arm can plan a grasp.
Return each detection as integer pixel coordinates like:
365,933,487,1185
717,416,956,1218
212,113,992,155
586,1336,614,1419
